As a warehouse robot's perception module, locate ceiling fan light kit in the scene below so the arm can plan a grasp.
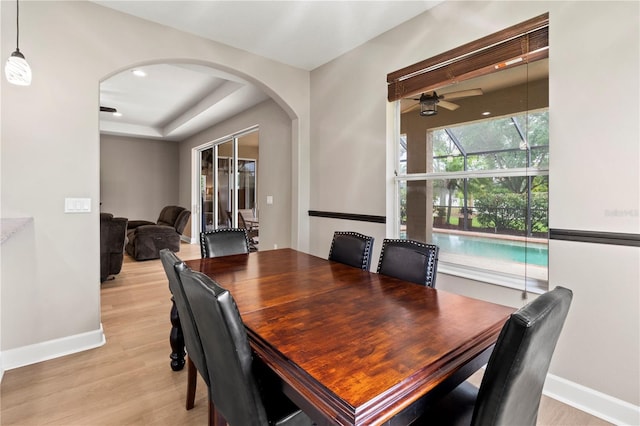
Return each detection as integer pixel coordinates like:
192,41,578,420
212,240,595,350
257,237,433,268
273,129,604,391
419,93,439,116
5,0,32,86
413,88,484,117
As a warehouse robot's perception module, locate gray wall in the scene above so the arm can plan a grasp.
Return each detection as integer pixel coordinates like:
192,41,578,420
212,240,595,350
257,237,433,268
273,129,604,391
179,99,293,251
1,0,310,371
308,0,639,417
1,0,638,422
100,135,179,221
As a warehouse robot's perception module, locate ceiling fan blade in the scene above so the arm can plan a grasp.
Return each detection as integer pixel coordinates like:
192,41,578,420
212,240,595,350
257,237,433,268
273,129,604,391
402,101,421,114
438,100,460,111
440,88,483,101
100,106,117,113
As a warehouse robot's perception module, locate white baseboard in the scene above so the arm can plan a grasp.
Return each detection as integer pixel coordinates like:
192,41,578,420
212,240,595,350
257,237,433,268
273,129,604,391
1,325,106,372
181,235,196,244
543,373,640,426
0,330,638,425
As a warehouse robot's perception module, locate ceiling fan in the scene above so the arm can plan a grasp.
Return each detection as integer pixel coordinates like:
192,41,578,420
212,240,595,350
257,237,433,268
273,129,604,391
403,88,483,116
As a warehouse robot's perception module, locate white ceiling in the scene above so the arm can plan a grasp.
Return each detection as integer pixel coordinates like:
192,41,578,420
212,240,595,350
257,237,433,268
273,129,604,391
94,1,443,141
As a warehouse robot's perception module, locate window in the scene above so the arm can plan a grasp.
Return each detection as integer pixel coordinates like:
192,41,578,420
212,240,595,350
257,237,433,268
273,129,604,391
389,14,549,293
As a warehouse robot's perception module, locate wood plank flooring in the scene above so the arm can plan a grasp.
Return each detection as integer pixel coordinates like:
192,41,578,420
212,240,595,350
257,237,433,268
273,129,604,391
1,243,611,425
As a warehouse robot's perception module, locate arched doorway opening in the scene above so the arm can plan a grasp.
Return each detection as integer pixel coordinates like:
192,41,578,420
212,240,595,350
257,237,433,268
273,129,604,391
99,60,297,269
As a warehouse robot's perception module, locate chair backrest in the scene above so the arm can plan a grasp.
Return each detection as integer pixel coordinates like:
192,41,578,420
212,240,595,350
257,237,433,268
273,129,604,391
173,210,191,235
157,205,191,234
157,205,185,226
471,286,573,426
200,228,250,258
328,231,375,271
178,267,270,426
237,211,248,229
159,249,209,386
376,239,439,287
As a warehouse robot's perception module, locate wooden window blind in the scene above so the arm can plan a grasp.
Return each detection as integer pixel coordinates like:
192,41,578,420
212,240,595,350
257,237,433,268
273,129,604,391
387,13,549,102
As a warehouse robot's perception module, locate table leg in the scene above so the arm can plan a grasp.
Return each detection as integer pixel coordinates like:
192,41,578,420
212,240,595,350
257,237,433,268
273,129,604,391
169,297,185,371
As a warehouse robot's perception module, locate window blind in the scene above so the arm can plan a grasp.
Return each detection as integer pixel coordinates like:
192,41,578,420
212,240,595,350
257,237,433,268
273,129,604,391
387,13,549,102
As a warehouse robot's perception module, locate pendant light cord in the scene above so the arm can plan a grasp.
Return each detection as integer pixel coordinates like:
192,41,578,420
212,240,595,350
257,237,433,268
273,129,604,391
16,0,20,51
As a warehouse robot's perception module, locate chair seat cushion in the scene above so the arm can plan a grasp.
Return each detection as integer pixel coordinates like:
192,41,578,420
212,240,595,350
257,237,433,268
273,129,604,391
126,225,181,260
134,224,179,236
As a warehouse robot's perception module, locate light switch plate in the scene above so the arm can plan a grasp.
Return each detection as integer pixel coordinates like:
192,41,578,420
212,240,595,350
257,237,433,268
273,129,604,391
266,195,273,205
65,198,91,213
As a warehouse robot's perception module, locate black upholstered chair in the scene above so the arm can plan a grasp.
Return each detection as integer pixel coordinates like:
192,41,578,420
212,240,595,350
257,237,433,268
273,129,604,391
178,267,313,426
100,213,128,282
200,228,250,258
126,205,191,261
415,286,573,426
159,249,214,425
328,231,375,271
376,238,439,287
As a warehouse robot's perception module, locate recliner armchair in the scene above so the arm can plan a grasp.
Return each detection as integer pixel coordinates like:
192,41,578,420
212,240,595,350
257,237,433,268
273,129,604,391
100,213,128,282
126,205,191,261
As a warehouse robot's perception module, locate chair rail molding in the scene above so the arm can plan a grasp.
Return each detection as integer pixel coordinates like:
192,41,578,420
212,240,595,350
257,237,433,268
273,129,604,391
549,229,640,247
308,210,386,224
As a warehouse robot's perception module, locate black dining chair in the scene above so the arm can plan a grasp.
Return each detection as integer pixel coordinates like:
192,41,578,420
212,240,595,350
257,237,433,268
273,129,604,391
159,249,214,426
178,267,313,426
414,286,573,426
200,228,250,258
328,231,375,271
376,239,439,287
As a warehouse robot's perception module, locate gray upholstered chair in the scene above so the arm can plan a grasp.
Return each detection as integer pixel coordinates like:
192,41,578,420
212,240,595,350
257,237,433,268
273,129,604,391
200,228,249,258
376,238,439,287
237,211,259,252
415,286,573,426
159,249,214,426
100,213,128,282
125,206,191,260
328,231,375,271
178,267,313,426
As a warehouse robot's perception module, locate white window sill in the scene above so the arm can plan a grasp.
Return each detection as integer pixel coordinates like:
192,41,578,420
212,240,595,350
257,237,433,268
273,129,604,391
438,260,548,295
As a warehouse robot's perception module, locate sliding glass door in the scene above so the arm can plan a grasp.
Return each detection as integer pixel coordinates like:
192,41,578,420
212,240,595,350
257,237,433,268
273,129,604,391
197,128,258,233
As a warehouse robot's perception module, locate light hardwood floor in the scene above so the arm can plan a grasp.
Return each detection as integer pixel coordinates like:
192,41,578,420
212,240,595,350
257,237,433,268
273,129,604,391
1,243,611,425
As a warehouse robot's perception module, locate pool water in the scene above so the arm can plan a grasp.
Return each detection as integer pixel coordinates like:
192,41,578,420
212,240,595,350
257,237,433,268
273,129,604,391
431,232,548,267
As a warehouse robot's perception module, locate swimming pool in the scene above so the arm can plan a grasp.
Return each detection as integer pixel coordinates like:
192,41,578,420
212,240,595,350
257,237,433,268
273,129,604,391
431,232,548,267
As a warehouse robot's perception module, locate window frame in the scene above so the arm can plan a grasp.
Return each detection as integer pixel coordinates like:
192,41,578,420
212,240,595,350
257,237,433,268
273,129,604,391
393,111,549,292
387,10,551,292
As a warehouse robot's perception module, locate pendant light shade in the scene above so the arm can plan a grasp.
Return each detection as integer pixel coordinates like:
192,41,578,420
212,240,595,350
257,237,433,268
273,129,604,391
5,50,31,86
5,0,32,86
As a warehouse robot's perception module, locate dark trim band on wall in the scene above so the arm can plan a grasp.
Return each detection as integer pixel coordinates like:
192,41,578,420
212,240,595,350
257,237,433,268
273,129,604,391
550,229,640,247
308,210,386,224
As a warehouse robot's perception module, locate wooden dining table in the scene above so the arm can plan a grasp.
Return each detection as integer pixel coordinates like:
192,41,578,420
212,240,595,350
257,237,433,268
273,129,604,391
177,248,514,425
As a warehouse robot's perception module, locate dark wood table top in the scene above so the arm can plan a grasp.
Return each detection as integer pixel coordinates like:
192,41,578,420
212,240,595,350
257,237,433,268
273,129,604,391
185,248,514,425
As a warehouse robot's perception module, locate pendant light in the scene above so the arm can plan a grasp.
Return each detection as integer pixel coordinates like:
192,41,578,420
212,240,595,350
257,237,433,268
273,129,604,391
5,0,32,86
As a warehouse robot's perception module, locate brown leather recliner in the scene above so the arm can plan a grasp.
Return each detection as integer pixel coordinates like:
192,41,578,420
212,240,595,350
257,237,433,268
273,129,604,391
125,206,191,261
100,213,128,282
